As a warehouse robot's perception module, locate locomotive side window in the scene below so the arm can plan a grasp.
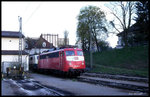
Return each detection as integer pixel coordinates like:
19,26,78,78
54,52,59,57
40,55,46,59
48,52,59,58
40,52,59,59
48,53,52,58
66,51,75,56
77,51,83,56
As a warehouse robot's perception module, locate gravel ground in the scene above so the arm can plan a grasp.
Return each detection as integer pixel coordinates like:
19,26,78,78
1,79,15,96
30,73,148,96
1,78,64,96
1,72,147,96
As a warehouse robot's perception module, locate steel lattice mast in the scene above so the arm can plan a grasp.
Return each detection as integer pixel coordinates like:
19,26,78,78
18,16,22,66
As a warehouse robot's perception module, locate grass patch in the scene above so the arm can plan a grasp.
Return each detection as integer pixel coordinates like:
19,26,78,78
89,64,148,77
84,46,149,77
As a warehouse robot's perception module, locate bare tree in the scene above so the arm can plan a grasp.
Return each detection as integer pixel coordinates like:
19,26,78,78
108,1,136,47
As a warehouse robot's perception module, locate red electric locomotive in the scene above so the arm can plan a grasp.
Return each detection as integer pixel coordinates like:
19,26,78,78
38,48,86,76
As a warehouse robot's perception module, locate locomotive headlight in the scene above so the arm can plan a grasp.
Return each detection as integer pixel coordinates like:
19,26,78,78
69,61,72,65
82,61,84,65
14,66,16,69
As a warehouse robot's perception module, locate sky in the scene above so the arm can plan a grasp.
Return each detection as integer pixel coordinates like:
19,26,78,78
2,1,119,48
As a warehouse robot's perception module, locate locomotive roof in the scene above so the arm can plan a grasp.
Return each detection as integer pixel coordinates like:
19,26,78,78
40,48,82,55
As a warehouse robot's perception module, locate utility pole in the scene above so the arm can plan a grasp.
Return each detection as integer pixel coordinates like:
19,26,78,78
18,16,22,67
90,24,93,69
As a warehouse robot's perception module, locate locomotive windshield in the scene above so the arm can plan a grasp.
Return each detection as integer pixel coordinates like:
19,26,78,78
66,51,75,56
77,51,83,56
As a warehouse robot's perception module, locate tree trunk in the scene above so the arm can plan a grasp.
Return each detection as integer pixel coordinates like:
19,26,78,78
81,39,85,51
123,29,128,47
87,30,90,51
92,28,99,52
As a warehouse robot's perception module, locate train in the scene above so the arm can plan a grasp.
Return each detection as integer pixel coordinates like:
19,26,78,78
29,48,86,76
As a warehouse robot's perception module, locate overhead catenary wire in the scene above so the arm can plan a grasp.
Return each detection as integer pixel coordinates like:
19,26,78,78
20,3,41,37
24,3,42,26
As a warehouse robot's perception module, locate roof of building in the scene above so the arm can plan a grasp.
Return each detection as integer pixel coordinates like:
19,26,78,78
117,23,140,36
2,31,25,38
2,50,28,55
25,36,55,50
34,36,53,48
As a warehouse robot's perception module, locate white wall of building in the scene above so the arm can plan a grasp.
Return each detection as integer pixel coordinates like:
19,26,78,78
2,37,25,50
1,55,29,71
2,36,29,72
118,36,122,46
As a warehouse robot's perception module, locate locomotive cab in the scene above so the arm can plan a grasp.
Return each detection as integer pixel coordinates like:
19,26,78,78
64,48,86,74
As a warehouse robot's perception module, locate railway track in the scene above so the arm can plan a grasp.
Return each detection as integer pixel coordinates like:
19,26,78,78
3,72,148,96
77,73,149,93
30,71,149,93
3,78,66,96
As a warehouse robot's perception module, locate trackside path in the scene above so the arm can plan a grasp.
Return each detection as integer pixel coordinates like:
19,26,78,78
78,73,149,93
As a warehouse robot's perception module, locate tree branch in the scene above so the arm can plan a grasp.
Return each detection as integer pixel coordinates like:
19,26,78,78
111,12,125,29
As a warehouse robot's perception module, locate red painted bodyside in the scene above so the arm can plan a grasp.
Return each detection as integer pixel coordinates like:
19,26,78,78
38,48,86,72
